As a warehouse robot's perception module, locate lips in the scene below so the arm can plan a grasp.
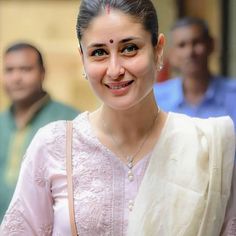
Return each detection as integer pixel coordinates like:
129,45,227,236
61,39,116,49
105,80,133,90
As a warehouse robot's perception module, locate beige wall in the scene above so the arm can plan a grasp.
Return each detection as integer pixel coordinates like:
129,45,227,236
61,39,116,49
0,0,177,112
0,0,100,112
0,0,221,112
183,0,221,74
228,0,236,77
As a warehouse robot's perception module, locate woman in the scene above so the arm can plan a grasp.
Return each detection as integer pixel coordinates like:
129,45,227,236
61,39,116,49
1,0,235,235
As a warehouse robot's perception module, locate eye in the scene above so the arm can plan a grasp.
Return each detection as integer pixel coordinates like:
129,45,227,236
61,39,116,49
4,67,13,73
177,42,186,48
122,44,138,55
91,48,108,57
21,66,32,72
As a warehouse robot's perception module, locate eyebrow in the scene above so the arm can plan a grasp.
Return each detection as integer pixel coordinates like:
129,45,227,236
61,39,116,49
88,43,106,48
87,37,140,49
121,37,139,43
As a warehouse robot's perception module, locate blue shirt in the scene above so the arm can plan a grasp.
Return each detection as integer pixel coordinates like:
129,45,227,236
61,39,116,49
154,75,236,126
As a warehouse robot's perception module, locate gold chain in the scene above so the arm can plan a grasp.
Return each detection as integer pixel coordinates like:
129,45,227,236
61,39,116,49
102,106,160,166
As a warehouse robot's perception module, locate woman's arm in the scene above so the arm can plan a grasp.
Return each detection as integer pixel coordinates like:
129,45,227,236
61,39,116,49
0,128,54,235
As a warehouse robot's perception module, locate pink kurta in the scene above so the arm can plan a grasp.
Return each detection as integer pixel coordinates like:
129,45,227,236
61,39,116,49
1,112,150,235
1,112,236,235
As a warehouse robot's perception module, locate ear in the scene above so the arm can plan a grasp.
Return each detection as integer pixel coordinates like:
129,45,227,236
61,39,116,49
155,33,165,65
207,36,214,56
40,68,46,82
78,42,84,64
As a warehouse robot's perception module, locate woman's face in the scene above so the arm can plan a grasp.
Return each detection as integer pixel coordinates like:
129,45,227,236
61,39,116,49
80,9,164,110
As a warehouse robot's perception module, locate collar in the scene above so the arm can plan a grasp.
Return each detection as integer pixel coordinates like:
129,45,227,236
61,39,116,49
176,75,219,107
10,93,50,129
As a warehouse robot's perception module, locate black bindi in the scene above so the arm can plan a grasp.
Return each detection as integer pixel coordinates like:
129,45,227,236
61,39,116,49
109,39,114,44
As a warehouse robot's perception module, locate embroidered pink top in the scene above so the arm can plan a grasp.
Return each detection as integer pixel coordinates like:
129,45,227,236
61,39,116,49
1,112,235,235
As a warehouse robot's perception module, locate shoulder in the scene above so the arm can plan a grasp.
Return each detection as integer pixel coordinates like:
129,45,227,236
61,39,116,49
169,113,235,145
154,77,182,91
154,78,183,110
46,100,78,112
0,108,11,120
171,112,235,137
31,111,87,147
168,113,235,172
39,99,79,120
213,75,236,92
28,120,67,151
19,119,74,181
0,108,13,131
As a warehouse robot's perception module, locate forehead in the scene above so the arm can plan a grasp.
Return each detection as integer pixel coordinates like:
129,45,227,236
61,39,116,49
81,9,148,45
4,48,38,66
171,24,205,43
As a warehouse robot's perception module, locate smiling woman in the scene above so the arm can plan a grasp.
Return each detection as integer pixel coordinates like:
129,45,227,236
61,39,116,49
79,8,164,110
1,0,235,236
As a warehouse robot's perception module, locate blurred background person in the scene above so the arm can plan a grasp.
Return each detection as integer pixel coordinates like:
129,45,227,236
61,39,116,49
0,42,79,221
154,17,236,127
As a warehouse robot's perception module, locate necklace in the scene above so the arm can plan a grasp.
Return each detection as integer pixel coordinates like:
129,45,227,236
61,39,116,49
102,106,160,182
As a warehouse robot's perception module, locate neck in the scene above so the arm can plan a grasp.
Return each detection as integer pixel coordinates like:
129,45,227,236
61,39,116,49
13,91,46,128
101,95,159,140
182,70,211,105
90,92,167,164
14,90,45,111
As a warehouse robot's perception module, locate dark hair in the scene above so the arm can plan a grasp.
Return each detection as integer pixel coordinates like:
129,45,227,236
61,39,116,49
76,0,158,46
4,42,45,72
171,17,211,39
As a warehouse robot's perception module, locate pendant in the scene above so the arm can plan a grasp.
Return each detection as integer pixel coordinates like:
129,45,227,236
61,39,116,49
127,156,134,182
128,172,134,182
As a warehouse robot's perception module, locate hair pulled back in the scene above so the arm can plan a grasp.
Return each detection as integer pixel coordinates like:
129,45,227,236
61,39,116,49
76,0,159,46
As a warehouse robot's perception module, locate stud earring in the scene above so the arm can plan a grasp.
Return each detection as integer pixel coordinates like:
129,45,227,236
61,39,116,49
82,72,88,80
157,63,163,71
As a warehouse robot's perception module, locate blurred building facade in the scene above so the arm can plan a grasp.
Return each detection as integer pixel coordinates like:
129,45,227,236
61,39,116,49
0,0,235,112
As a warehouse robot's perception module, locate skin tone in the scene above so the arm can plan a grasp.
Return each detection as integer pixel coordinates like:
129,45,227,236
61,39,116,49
80,9,166,164
3,48,45,127
169,24,214,105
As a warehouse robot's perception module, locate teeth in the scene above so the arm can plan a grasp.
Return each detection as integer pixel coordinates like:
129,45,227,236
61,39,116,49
110,82,130,89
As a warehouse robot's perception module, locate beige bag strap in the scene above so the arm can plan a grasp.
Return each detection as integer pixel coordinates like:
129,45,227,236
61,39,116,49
66,121,78,236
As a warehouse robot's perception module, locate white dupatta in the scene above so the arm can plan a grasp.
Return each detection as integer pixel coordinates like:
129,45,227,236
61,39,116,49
127,113,235,236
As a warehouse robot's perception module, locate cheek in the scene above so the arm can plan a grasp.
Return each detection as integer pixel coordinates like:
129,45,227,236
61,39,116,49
195,44,207,55
25,73,42,89
127,56,155,78
3,76,15,91
84,61,106,82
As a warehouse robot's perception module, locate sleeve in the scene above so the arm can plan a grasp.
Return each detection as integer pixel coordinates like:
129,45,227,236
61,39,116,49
221,160,236,236
0,127,54,236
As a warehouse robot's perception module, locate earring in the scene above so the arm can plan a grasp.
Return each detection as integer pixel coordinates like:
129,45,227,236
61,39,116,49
82,72,88,80
157,53,164,71
157,63,163,71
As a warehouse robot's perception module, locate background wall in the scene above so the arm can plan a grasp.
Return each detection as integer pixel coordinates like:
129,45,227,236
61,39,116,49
0,0,176,112
0,0,227,112
228,0,236,76
0,0,100,112
182,0,221,74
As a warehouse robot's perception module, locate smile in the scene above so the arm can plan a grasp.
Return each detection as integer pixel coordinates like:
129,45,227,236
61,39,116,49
106,80,133,90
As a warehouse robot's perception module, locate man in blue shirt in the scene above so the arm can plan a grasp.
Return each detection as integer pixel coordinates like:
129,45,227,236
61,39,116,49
154,17,236,125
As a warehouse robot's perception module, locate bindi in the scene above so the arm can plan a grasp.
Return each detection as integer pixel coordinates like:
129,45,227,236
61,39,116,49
109,39,114,44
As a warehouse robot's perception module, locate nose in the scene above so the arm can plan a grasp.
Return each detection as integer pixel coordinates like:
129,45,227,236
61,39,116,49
184,43,195,57
106,54,124,79
8,69,22,85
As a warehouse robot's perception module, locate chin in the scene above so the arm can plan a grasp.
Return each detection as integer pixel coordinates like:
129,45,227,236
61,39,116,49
12,97,31,105
107,99,141,111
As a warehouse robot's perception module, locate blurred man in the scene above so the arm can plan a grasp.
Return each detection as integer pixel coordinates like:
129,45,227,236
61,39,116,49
0,42,78,220
154,17,236,125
